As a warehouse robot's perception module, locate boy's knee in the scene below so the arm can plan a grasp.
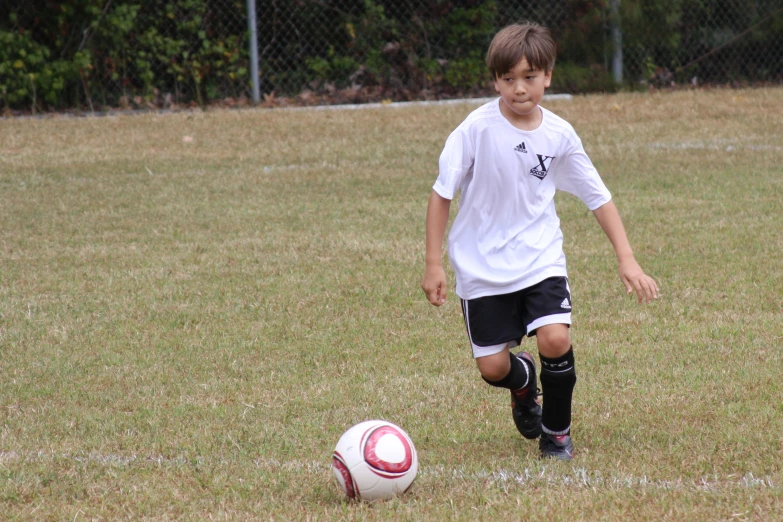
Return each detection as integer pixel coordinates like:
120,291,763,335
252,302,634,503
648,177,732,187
536,325,571,357
475,351,510,382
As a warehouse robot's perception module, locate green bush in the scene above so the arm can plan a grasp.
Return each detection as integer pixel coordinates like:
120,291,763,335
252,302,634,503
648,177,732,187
551,62,618,93
1,0,780,110
300,1,497,94
0,29,84,110
1,0,249,111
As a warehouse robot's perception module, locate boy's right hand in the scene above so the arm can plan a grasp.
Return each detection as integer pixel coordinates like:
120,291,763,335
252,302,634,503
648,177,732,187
421,264,448,306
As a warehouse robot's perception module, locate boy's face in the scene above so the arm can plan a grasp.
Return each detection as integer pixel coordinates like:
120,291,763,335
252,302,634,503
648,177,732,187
494,57,552,125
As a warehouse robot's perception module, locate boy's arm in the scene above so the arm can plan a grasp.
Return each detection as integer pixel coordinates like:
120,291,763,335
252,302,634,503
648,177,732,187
421,190,451,306
592,200,659,303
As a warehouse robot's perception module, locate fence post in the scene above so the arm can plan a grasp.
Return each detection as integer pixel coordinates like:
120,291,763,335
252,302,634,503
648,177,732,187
246,0,261,104
610,0,623,84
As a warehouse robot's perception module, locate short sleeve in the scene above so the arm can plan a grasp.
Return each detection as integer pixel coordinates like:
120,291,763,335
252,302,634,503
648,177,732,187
553,136,612,210
433,126,474,200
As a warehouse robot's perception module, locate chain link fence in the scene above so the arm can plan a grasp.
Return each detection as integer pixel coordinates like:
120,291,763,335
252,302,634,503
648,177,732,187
1,0,782,112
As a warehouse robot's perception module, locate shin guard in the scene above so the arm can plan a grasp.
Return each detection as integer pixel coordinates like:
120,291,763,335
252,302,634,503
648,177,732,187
539,347,576,435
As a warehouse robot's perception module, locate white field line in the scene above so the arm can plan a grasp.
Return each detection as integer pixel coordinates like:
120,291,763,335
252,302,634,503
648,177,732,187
261,162,341,173
0,451,775,492
427,465,776,492
647,141,782,152
0,94,572,121
278,94,573,112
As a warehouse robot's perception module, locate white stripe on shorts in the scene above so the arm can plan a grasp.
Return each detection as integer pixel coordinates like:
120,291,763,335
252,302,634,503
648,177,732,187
527,313,571,335
471,341,508,359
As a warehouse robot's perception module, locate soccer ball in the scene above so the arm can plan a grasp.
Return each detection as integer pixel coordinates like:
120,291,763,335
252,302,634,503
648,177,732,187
332,420,418,501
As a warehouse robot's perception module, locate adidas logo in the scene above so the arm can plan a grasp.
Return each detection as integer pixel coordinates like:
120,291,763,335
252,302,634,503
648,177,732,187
514,142,528,153
560,298,571,309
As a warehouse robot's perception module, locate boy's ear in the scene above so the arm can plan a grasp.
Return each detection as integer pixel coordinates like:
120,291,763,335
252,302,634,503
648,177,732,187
544,69,553,88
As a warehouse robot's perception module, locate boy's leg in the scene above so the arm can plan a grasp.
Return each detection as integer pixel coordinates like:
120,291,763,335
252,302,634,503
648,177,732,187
475,345,542,440
461,294,527,384
474,346,513,382
461,297,541,439
536,324,576,459
474,344,532,394
515,276,576,459
536,324,575,434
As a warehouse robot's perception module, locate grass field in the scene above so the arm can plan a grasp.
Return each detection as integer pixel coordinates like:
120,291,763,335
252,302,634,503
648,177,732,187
1,88,782,520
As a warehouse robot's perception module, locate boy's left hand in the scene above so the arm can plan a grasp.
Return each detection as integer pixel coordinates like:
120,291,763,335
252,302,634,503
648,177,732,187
618,258,659,303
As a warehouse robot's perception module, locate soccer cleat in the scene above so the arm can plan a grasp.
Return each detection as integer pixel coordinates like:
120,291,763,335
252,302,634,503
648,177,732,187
510,351,542,440
539,432,574,460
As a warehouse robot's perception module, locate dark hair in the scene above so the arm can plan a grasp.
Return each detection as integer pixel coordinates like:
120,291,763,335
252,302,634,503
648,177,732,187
486,22,556,78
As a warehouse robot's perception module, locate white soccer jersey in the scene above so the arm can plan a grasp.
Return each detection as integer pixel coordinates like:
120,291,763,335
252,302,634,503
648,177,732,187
434,99,612,300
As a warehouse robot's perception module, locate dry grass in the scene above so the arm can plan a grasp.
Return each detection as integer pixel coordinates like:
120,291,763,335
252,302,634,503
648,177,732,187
1,88,782,520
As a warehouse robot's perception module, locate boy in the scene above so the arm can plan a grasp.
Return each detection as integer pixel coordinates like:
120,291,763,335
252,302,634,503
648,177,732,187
421,22,658,460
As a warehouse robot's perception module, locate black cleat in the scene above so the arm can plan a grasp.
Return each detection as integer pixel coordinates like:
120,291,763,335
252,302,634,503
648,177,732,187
510,351,542,440
539,432,574,460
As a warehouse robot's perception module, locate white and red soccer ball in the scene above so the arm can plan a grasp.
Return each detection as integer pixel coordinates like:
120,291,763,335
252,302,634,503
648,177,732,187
332,420,418,501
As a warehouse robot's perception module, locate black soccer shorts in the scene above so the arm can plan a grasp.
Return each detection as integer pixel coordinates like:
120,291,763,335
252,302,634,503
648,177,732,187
460,276,572,358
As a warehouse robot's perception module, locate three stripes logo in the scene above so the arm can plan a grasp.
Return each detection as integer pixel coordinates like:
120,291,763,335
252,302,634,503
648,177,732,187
514,142,528,153
530,154,555,180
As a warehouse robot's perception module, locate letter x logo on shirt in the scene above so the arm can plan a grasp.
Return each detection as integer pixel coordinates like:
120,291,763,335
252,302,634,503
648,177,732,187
529,154,555,180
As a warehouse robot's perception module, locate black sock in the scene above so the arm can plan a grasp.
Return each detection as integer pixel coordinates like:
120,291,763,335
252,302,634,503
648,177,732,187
482,351,531,390
539,347,576,435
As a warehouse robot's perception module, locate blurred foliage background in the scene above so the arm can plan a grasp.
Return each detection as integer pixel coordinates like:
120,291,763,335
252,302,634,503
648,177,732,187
1,0,782,112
